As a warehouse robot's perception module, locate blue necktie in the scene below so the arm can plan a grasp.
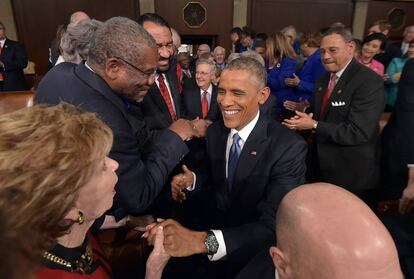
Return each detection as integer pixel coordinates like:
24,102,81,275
228,133,241,192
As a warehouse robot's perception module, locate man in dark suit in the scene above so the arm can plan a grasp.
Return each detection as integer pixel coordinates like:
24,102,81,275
35,17,206,221
284,27,385,196
382,58,414,203
381,76,414,279
137,13,182,130
145,57,307,277
181,58,220,121
0,21,28,91
236,183,403,279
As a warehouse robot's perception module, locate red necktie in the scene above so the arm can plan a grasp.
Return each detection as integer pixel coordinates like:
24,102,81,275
0,46,3,81
157,74,177,121
202,91,209,119
320,73,338,115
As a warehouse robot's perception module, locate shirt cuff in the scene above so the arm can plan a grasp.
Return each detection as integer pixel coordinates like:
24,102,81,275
408,165,414,168
186,172,196,191
208,230,227,261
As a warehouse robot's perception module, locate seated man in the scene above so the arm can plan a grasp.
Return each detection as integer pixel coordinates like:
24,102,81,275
236,183,403,279
145,57,307,277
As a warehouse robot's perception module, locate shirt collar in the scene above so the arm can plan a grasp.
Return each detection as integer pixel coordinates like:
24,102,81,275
84,61,95,73
0,38,6,48
334,58,353,80
229,110,260,143
200,83,213,96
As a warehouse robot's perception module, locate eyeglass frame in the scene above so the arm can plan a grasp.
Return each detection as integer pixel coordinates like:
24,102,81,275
114,56,157,79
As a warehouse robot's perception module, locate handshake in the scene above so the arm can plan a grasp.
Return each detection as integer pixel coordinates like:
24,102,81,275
169,118,212,141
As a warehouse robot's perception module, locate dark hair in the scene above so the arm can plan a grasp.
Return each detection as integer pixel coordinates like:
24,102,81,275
300,31,322,48
241,26,255,38
322,26,353,43
256,32,268,41
362,32,387,51
136,13,170,28
353,38,362,52
230,27,242,36
368,20,391,32
255,39,266,48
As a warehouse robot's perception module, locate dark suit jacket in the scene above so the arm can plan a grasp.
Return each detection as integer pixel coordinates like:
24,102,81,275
375,42,402,68
382,58,414,196
181,78,220,121
311,59,385,192
198,114,307,266
35,62,188,218
0,38,28,91
141,61,181,130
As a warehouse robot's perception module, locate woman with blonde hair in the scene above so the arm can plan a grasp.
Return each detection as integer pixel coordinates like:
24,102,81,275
0,103,169,279
265,32,298,118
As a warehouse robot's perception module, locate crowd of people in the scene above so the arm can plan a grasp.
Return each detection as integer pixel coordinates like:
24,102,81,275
0,10,414,279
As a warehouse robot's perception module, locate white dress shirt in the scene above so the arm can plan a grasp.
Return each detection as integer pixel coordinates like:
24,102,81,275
187,111,260,261
200,83,213,111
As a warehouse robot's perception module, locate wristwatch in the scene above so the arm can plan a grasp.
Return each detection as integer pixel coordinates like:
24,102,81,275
204,230,219,255
312,121,318,132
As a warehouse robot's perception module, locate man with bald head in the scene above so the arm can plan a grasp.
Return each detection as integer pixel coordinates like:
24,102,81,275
236,183,402,279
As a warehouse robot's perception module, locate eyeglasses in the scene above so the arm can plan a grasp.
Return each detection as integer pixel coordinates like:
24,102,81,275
115,56,156,79
195,71,210,76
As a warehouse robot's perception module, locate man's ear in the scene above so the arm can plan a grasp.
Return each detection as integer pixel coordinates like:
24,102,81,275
258,86,270,105
105,58,121,80
270,246,289,278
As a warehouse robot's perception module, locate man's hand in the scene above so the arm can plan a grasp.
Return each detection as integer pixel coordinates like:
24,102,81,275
145,226,171,279
144,219,207,257
171,165,194,202
399,167,414,214
282,111,316,130
190,118,212,138
169,119,194,141
284,73,300,87
283,99,310,112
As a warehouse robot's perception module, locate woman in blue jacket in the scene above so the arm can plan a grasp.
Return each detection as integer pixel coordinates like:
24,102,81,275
265,32,297,118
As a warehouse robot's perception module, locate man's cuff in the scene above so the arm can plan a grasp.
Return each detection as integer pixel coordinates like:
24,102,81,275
408,164,414,168
186,172,196,191
207,230,227,261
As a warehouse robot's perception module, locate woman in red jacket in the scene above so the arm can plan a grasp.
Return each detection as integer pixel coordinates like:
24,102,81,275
0,103,169,279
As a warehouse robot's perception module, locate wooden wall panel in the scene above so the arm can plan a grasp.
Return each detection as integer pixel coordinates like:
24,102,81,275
248,0,354,35
365,1,414,41
12,0,139,75
154,0,234,53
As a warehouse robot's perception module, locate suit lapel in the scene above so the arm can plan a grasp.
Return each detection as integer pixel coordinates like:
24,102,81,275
149,82,173,122
232,114,268,197
1,39,10,58
165,70,181,118
74,63,128,118
321,59,356,119
314,74,329,120
207,85,219,119
190,86,203,118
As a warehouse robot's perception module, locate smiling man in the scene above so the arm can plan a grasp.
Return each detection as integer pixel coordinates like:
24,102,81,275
35,17,201,220
283,27,385,198
146,57,307,277
137,13,183,130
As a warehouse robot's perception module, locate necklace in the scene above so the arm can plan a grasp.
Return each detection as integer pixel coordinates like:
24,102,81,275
43,245,93,273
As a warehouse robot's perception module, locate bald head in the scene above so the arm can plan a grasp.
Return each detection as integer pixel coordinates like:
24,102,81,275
271,183,402,279
70,11,90,24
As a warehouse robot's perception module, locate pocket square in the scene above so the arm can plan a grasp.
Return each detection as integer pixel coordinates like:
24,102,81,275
331,101,345,107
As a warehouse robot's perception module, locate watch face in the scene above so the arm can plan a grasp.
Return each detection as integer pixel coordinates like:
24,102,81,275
205,231,219,255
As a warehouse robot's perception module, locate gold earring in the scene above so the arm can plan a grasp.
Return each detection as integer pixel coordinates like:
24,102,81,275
77,211,85,224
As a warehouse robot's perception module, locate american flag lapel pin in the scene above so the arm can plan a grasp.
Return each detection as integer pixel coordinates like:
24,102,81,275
250,151,257,155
